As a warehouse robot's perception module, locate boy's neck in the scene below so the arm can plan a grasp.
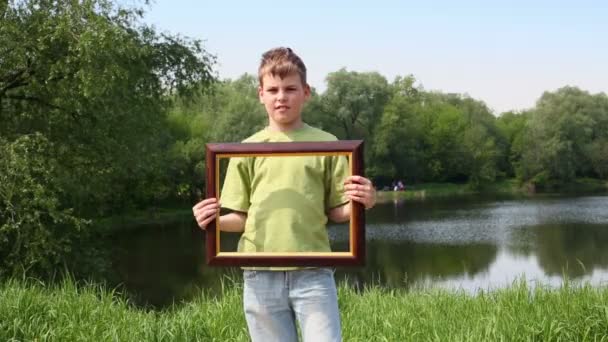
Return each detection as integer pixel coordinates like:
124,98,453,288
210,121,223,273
266,119,304,132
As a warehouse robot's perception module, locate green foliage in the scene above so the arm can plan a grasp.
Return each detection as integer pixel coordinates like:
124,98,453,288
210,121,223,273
425,96,468,181
204,75,266,143
0,134,89,276
520,87,608,184
369,75,425,183
587,140,608,179
318,69,390,140
371,87,502,187
0,0,216,276
497,110,530,178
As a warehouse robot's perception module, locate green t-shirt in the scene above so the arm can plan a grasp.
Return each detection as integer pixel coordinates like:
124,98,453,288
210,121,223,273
220,124,349,259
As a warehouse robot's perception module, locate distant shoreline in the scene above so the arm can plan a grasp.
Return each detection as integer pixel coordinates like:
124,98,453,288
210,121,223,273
376,178,608,202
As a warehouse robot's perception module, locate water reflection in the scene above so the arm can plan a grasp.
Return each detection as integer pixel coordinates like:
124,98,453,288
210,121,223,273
109,195,608,307
335,241,497,289
112,224,237,307
522,223,608,277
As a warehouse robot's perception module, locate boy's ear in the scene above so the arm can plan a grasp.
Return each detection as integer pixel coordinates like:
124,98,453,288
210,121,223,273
258,85,264,103
304,84,311,99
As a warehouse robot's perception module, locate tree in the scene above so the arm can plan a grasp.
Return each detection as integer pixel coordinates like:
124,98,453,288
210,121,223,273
423,96,468,182
519,87,608,185
0,0,216,276
0,134,88,276
402,92,502,186
320,69,390,140
370,75,426,183
456,96,502,186
496,111,529,178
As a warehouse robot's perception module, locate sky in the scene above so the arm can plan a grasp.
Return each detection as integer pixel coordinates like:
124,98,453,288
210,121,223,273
139,0,608,114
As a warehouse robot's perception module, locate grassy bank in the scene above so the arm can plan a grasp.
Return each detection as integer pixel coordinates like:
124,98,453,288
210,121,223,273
377,178,608,203
1,279,607,341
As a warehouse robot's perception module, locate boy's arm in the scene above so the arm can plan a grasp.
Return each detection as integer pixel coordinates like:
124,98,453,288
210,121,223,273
327,175,377,223
218,211,247,232
219,156,251,231
327,203,351,223
193,198,247,232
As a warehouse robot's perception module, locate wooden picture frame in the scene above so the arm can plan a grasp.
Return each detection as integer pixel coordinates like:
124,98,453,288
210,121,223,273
205,140,365,267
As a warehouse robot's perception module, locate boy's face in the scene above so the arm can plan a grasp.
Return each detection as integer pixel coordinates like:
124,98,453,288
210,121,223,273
258,73,310,131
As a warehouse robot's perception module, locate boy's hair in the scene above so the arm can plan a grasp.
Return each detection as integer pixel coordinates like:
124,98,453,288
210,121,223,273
258,47,307,86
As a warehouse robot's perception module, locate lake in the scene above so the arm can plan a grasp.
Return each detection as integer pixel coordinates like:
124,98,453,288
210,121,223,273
110,194,608,308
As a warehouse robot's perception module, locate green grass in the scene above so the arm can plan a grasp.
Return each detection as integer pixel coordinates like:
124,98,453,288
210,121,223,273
0,278,248,341
2,278,607,341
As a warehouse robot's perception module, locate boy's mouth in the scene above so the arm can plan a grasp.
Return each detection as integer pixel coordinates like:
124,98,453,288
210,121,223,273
275,105,290,110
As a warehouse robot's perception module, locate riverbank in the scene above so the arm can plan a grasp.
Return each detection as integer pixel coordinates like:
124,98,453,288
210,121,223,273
377,178,608,203
1,279,606,341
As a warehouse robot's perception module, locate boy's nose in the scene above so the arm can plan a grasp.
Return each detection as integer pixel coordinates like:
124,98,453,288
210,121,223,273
277,90,287,100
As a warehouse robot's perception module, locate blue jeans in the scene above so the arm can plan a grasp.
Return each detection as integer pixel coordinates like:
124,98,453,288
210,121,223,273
243,268,342,342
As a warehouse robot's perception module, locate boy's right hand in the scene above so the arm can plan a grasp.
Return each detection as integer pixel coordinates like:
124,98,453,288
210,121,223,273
192,198,220,230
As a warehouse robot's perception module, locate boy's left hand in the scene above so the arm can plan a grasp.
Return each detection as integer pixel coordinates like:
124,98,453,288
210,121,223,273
344,175,376,210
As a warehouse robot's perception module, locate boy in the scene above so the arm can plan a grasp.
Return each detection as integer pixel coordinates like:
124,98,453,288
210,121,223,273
192,47,376,342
